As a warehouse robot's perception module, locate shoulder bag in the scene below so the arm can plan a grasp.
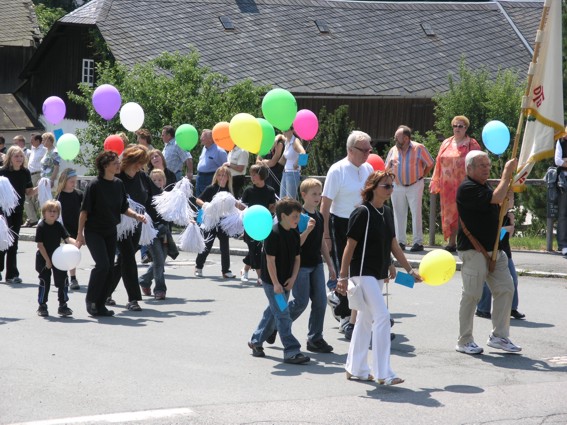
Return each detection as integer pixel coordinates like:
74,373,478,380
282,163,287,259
347,206,370,311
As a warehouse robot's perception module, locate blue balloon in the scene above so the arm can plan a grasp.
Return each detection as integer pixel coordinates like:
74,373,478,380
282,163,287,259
243,205,273,241
482,120,510,155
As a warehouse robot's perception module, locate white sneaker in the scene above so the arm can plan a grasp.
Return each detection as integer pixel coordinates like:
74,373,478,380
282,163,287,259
562,247,567,255
455,341,484,354
338,317,350,334
194,268,203,277
487,334,522,352
240,268,248,282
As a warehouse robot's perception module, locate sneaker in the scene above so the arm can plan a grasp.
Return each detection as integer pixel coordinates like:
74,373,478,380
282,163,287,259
487,334,522,352
141,255,151,264
338,317,350,334
37,304,49,317
69,277,80,290
344,323,355,341
126,301,142,311
410,243,424,252
399,242,406,250
97,306,115,317
266,330,277,344
444,245,457,253
141,286,152,296
105,297,116,306
57,304,73,317
307,339,334,353
562,247,567,256
86,302,98,316
284,353,310,364
240,268,249,282
511,310,525,320
7,277,22,284
223,271,236,278
194,268,203,277
154,291,166,300
475,310,491,319
455,341,484,354
248,341,265,357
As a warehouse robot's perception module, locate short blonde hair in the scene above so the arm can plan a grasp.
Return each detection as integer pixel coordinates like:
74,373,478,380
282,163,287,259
149,168,166,181
300,178,322,195
452,115,470,128
41,200,61,217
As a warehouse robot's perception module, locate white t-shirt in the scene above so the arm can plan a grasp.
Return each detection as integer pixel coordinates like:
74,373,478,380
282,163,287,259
283,136,300,172
322,157,373,218
28,144,47,173
228,146,249,177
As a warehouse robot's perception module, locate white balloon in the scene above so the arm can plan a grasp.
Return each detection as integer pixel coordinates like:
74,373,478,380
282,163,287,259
52,244,82,271
119,102,145,132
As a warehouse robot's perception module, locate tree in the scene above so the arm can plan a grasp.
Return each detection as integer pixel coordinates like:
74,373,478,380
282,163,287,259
34,3,66,36
68,51,270,172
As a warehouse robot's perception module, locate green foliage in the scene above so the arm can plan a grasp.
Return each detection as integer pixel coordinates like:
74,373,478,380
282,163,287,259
34,3,66,36
68,51,270,173
303,105,356,176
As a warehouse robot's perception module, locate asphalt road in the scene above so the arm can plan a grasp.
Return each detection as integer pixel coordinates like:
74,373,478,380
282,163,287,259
1,239,566,425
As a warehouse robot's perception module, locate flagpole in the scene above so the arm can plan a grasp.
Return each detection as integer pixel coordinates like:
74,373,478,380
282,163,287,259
490,0,552,261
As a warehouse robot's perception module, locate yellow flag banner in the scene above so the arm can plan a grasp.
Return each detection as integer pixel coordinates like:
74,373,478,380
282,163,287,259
513,0,565,189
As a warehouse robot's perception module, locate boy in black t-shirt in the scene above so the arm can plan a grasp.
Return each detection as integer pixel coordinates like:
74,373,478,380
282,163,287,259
248,198,311,364
35,201,76,317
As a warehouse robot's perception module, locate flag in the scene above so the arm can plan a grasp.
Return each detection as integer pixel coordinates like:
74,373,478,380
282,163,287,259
513,0,565,189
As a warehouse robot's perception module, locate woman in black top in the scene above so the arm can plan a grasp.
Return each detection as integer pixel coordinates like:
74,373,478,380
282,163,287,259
258,135,285,195
76,151,146,317
106,145,160,311
337,170,420,385
194,165,235,278
0,146,37,284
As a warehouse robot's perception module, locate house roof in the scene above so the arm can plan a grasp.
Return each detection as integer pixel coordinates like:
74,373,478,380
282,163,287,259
0,0,41,47
56,0,545,97
0,94,38,131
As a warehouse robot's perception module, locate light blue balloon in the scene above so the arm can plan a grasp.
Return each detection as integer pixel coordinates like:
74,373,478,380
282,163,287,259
243,205,273,241
482,120,510,155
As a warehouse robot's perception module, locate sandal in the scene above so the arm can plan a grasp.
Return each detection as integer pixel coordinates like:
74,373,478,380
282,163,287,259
105,297,116,306
126,301,142,311
378,377,405,386
346,371,374,381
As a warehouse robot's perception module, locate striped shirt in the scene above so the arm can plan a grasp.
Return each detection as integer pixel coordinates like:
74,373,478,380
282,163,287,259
163,139,192,175
386,141,434,186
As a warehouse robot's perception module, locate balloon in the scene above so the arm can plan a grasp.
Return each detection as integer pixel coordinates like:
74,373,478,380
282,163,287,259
257,118,275,156
261,88,297,131
119,102,144,132
229,113,262,153
243,205,273,241
104,134,124,155
56,133,80,161
293,109,318,141
175,124,199,151
418,249,456,286
92,84,121,120
52,244,82,271
367,154,385,171
482,120,510,155
212,122,235,151
42,96,66,125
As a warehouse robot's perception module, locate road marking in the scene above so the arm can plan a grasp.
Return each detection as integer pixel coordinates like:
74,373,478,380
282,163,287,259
9,408,195,425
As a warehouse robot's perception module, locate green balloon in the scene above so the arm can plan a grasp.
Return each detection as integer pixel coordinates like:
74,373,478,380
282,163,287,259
175,124,199,151
261,88,297,131
257,118,275,156
57,133,80,161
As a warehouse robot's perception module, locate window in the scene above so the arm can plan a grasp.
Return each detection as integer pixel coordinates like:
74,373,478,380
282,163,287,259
219,16,235,30
420,23,436,37
82,59,94,86
315,19,329,34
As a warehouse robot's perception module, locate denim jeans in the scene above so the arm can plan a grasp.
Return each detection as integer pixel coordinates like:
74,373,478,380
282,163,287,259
289,263,327,342
279,170,300,200
558,188,567,250
250,282,301,359
477,256,519,313
139,235,167,294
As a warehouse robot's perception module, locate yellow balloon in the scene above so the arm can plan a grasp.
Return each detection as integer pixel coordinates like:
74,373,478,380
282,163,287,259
418,249,456,286
229,113,262,154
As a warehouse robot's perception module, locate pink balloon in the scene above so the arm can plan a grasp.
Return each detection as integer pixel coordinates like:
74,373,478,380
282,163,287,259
42,96,66,125
367,154,385,171
293,109,318,141
92,84,122,121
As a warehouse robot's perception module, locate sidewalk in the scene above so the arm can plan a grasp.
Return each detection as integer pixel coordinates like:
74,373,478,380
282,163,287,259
18,226,567,279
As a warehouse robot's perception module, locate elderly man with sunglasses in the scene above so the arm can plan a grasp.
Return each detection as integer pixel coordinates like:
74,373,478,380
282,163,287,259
385,125,434,252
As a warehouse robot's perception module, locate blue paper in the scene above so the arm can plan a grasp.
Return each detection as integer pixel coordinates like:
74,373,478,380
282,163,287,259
297,153,308,166
53,128,64,141
196,208,203,225
500,228,508,240
394,271,415,288
274,293,288,311
298,213,310,232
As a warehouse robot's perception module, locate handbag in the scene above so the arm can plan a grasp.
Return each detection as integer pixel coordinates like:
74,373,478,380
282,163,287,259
459,218,496,273
347,206,370,311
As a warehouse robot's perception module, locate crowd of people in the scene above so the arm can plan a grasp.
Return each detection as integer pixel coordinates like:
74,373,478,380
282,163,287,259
1,117,553,384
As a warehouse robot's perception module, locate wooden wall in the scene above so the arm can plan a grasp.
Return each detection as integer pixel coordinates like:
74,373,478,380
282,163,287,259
0,46,36,92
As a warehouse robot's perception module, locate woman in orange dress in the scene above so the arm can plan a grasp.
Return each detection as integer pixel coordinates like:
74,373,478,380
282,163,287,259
429,115,481,251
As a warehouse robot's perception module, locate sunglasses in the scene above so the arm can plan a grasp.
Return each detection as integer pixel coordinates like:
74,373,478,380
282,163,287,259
452,124,466,129
377,184,394,190
353,146,372,154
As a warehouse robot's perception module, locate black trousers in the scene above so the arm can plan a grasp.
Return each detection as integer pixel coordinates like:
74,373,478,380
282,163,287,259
109,227,142,302
243,232,262,269
330,214,351,318
36,253,68,306
85,230,117,309
0,211,22,280
196,226,230,273
232,175,247,199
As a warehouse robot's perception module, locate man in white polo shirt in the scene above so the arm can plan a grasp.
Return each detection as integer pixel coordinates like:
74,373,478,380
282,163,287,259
23,134,46,227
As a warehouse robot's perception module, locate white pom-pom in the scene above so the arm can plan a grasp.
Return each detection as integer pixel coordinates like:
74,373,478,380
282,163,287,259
174,177,193,200
220,211,244,238
0,215,16,251
116,197,145,240
37,177,53,207
0,176,20,216
178,222,206,253
139,213,158,246
153,189,193,226
201,192,237,231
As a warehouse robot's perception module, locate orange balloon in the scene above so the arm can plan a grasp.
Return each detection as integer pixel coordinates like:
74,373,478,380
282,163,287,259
212,122,235,151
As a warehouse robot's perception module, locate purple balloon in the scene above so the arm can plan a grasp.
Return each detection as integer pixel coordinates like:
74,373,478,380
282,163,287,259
92,84,122,121
42,96,66,125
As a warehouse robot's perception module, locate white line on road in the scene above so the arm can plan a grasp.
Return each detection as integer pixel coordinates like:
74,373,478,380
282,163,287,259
8,408,195,425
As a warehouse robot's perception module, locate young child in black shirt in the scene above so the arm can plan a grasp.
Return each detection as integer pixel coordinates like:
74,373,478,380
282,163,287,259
36,200,76,317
